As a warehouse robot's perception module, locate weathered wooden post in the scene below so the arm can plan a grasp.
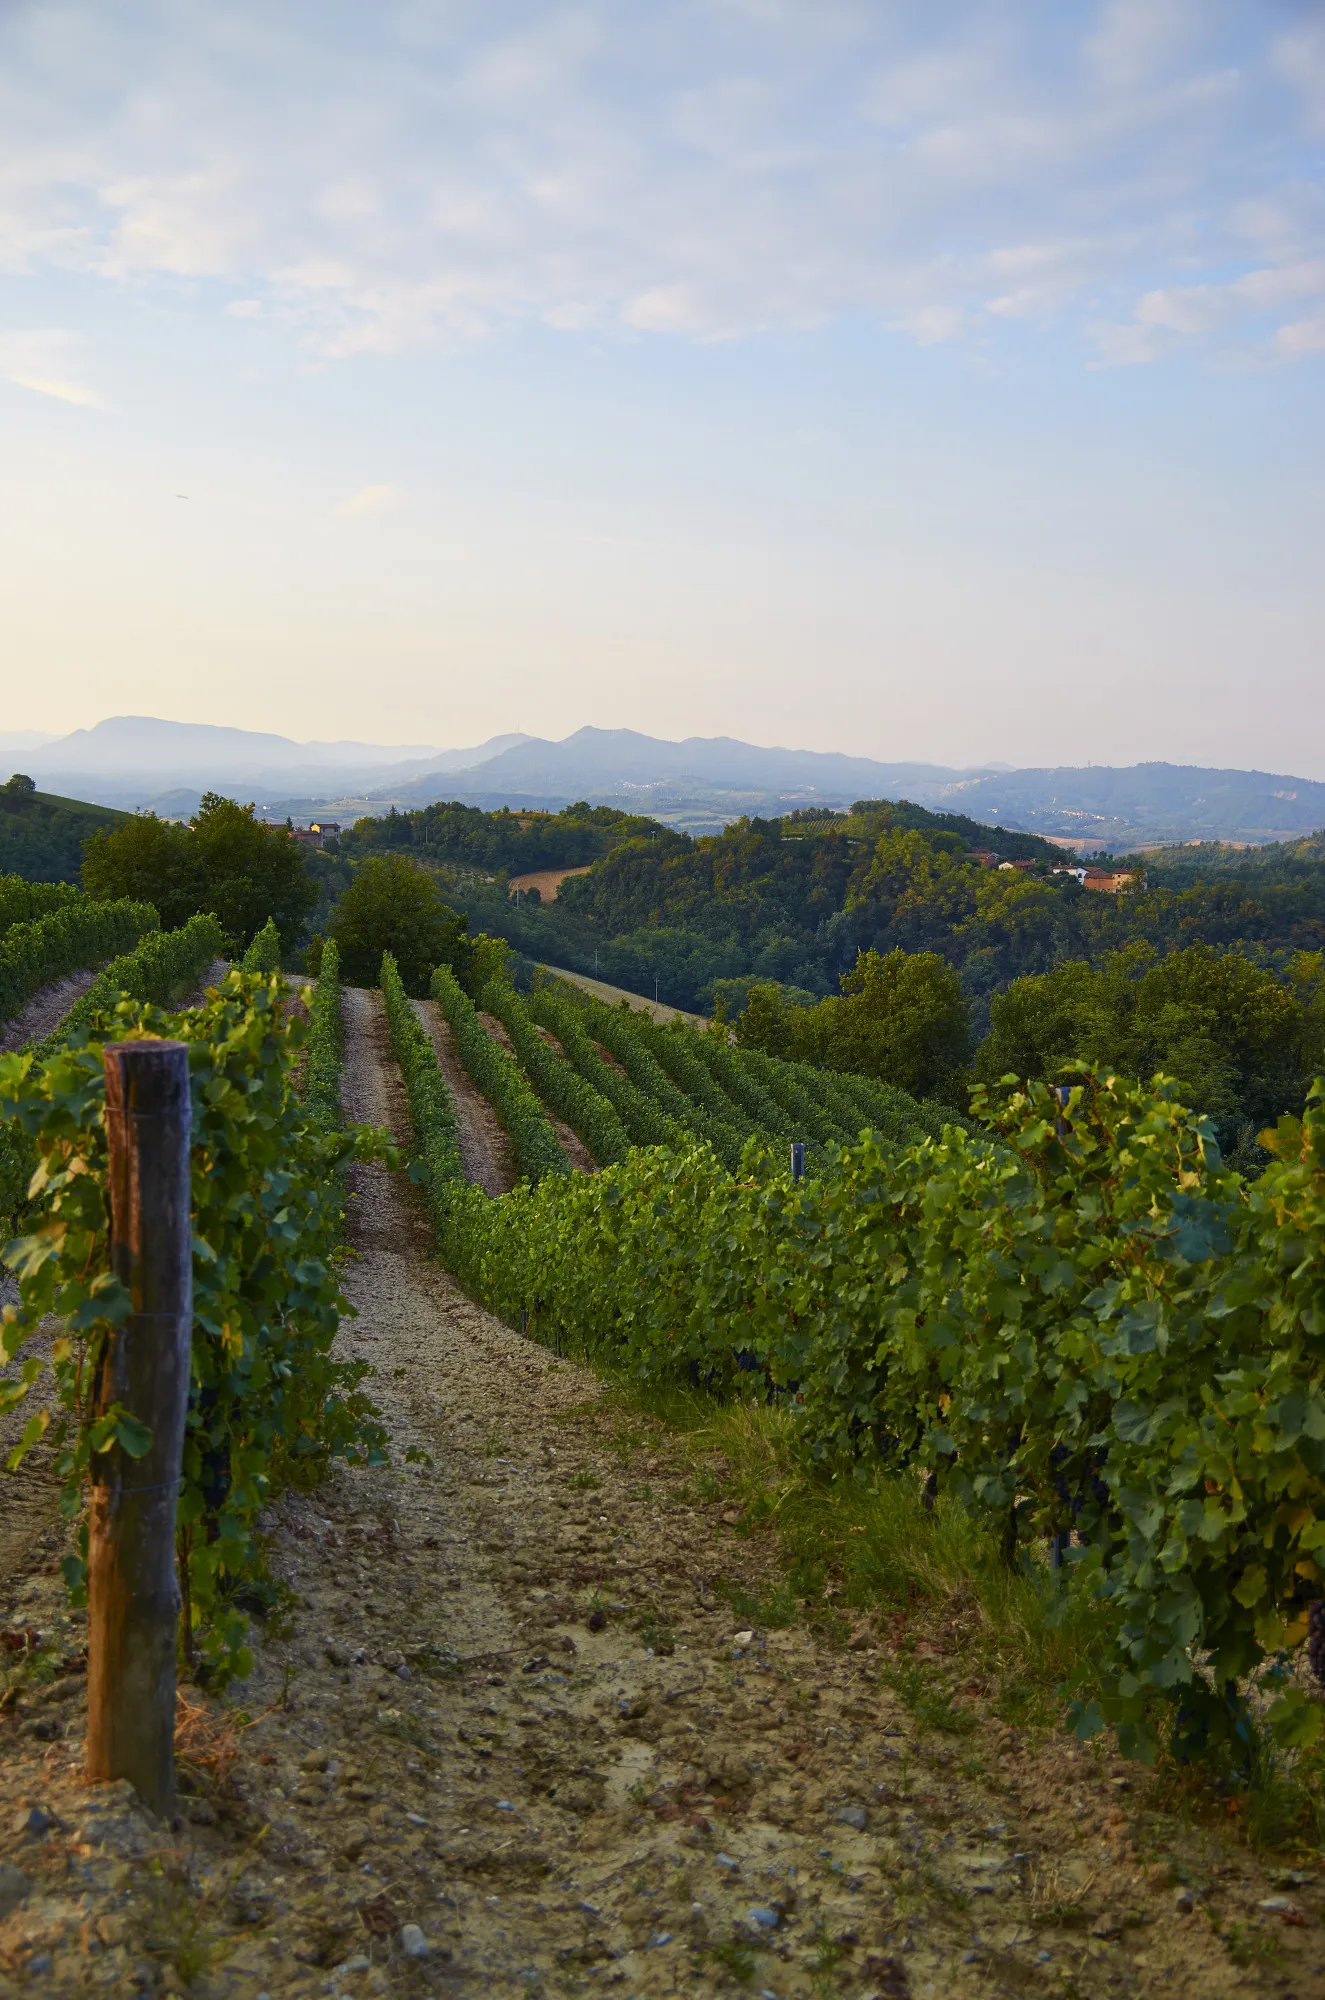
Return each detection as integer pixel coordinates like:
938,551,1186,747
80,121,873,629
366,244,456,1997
86,1039,192,1820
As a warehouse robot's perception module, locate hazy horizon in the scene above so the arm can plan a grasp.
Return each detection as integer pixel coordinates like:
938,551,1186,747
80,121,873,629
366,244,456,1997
2,4,1321,773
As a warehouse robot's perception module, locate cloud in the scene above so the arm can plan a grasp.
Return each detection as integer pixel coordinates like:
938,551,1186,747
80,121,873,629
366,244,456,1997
1136,259,1325,334
336,484,396,519
0,1,1319,365
0,328,103,405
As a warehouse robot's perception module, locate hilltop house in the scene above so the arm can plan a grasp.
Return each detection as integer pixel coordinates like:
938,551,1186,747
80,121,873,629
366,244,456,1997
1052,863,1142,893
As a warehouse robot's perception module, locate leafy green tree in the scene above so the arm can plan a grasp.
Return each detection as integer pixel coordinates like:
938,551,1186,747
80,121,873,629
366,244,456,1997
329,854,471,993
464,932,511,995
83,814,201,928
83,794,315,952
976,942,1308,1132
737,948,971,1102
188,794,317,951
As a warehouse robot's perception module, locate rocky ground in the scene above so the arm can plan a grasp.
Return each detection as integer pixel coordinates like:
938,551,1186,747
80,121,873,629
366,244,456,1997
1,986,1323,1998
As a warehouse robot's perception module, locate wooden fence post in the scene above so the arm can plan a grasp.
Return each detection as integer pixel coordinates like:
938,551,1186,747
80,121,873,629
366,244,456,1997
86,1038,193,1820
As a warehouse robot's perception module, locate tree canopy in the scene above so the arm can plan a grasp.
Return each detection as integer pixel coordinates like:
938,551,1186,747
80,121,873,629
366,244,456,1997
736,947,971,1104
82,794,316,952
328,854,472,993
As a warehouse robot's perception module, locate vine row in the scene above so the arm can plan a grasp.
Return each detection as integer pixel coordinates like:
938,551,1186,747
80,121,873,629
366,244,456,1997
428,963,569,1183
0,895,159,1027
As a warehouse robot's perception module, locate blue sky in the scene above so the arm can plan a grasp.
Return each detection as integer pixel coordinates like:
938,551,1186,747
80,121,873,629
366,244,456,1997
1,1,1322,771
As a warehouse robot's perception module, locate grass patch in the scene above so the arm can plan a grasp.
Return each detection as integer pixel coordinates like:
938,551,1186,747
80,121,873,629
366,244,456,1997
881,1660,976,1736
622,1391,1107,1727
707,1936,759,1983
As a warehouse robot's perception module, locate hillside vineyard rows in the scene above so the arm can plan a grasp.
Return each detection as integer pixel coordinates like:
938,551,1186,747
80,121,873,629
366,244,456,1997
3,879,1325,1993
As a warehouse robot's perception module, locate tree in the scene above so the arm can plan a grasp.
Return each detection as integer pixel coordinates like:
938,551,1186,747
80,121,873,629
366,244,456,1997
188,794,316,951
737,948,971,1102
5,774,35,795
815,948,971,1100
329,854,471,992
82,794,316,952
975,942,1308,1132
82,814,202,929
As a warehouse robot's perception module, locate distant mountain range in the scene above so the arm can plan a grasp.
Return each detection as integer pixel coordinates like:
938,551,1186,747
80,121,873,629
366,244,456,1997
7,716,1324,848
13,716,531,812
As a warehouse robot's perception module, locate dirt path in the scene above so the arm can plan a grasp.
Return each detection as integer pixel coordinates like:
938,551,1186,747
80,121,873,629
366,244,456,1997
0,1279,65,1589
409,993,515,1196
0,992,1313,1999
0,971,100,1055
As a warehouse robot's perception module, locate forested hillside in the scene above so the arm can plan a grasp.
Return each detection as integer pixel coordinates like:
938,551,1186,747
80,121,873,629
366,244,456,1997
0,773,125,882
334,795,1324,1154
407,798,1325,1015
344,797,674,873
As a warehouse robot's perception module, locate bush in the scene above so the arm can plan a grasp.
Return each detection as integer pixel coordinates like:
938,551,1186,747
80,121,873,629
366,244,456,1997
412,1063,1325,1765
241,916,282,973
0,966,391,1681
0,913,228,1232
304,940,343,1130
381,951,465,1190
0,875,84,938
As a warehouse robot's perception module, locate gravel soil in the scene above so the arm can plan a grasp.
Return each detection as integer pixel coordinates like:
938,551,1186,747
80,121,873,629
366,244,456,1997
0,989,1318,1998
0,973,99,1056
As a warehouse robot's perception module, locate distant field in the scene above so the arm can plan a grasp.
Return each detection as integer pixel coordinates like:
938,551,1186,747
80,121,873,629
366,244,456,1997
507,866,592,901
538,964,706,1026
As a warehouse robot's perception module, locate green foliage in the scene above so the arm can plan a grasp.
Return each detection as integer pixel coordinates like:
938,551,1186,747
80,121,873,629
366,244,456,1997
976,941,1318,1137
0,913,227,1234
0,875,85,935
82,794,316,953
380,951,465,1188
303,940,343,1130
0,895,158,1025
0,783,126,885
330,853,470,993
30,913,227,1060
559,988,748,1170
687,1028,796,1137
527,985,688,1151
346,797,671,872
429,964,570,1182
240,916,282,973
406,1057,1325,1765
631,1012,759,1138
0,969,391,1680
735,947,971,1104
464,931,512,996
478,979,629,1167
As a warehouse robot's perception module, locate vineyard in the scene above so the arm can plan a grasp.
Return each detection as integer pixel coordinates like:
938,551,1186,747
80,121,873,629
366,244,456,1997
374,959,1325,1770
3,910,1325,1996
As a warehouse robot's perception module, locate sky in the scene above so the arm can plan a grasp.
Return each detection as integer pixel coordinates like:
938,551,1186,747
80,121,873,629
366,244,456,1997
1,0,1323,774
